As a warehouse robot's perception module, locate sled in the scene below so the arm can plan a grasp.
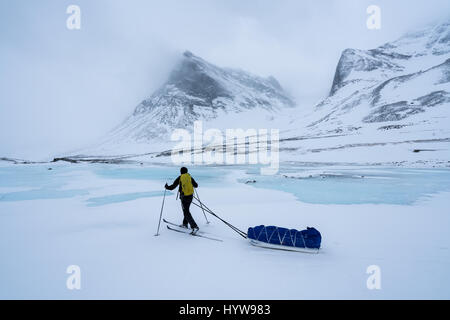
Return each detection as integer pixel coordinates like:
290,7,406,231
247,225,321,254
249,239,320,254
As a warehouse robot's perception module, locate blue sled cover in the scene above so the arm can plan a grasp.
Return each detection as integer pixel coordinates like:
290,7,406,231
247,225,321,249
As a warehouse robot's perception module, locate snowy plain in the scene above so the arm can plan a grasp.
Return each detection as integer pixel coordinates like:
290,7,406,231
1,162,449,299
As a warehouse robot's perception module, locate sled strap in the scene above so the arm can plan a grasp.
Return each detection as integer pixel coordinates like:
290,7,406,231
192,196,247,239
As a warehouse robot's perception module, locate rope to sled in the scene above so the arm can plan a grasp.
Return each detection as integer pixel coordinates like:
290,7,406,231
192,196,247,239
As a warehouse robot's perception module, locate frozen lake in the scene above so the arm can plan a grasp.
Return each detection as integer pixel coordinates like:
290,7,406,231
243,165,450,205
1,163,450,206
1,162,450,299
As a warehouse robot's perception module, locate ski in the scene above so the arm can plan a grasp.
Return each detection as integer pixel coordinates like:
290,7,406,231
163,219,213,235
163,218,185,228
166,225,223,242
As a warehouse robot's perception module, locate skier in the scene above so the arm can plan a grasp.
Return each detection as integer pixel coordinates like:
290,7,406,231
165,167,199,234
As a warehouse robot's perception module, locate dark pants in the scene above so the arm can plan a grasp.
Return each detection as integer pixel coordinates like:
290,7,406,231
181,194,198,228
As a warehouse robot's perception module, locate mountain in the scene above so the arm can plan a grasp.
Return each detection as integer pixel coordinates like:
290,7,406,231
306,21,450,134
100,51,294,147
275,21,450,165
65,23,450,167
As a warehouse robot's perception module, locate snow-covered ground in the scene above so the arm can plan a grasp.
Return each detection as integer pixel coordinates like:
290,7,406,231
1,162,449,299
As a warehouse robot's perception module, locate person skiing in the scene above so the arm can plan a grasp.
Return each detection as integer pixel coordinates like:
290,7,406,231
165,167,199,234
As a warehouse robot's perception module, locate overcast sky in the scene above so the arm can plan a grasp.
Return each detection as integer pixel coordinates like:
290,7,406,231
1,0,449,159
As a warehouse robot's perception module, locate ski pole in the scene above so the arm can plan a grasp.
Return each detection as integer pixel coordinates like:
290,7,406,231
195,189,209,224
155,188,167,236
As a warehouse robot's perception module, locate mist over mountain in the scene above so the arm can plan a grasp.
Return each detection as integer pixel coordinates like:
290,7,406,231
100,50,295,146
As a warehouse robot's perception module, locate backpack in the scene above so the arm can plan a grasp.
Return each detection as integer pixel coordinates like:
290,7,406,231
180,173,194,196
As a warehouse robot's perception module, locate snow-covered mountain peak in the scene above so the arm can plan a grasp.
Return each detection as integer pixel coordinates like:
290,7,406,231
306,20,450,145
100,51,295,148
388,21,450,57
329,22,450,97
